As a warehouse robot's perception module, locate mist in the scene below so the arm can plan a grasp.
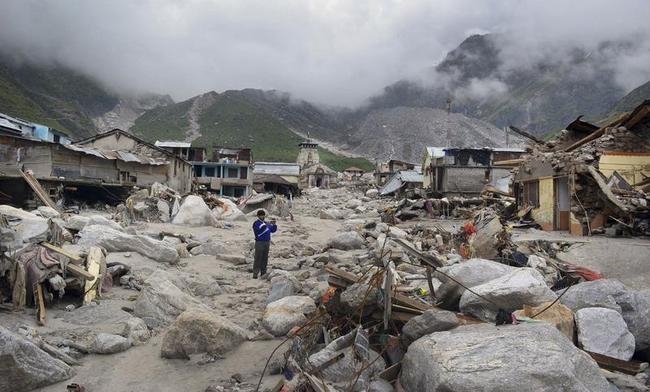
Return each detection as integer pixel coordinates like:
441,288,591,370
0,0,649,107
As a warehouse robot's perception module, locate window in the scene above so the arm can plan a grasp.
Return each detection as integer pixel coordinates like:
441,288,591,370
240,167,248,179
205,167,215,177
194,165,202,177
522,180,540,207
227,168,238,178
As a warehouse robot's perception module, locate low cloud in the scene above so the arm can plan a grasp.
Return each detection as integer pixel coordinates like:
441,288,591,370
0,0,648,107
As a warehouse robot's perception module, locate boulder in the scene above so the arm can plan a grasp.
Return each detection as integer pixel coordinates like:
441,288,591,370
161,310,248,359
189,240,225,256
262,296,316,336
0,326,73,392
435,259,516,310
369,379,394,392
459,268,557,321
345,199,363,209
64,215,90,231
401,309,459,346
471,216,502,259
37,206,60,218
387,226,408,239
365,189,379,198
172,195,217,226
400,323,610,392
267,275,302,304
77,225,179,264
212,198,247,222
157,200,171,222
560,279,627,313
0,205,48,244
218,254,248,265
560,280,650,351
320,208,345,220
122,317,151,345
327,231,365,250
91,333,131,354
87,215,124,231
575,307,635,361
134,271,205,328
340,283,381,316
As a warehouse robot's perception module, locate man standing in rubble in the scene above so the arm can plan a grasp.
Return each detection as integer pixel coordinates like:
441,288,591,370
252,209,277,279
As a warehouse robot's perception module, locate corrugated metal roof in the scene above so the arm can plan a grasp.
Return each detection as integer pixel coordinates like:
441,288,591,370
63,144,168,165
155,140,191,148
254,162,300,176
399,170,423,183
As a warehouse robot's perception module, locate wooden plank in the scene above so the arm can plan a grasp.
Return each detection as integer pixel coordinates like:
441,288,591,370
35,283,46,326
66,263,95,280
20,170,59,211
378,363,401,382
40,242,83,262
508,125,545,144
586,350,648,375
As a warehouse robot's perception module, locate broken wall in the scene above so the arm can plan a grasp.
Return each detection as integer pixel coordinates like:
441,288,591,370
599,152,650,186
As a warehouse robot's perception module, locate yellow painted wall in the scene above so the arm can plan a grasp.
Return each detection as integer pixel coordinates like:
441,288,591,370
531,177,554,231
599,153,650,186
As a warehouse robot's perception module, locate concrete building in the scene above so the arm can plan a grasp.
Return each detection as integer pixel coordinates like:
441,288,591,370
74,129,192,193
514,101,650,235
0,112,71,144
191,147,253,197
253,162,300,195
422,147,525,196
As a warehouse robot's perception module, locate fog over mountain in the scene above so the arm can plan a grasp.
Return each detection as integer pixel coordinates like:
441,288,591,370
1,0,649,107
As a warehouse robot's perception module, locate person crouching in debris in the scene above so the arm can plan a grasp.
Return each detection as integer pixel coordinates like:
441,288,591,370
252,209,277,279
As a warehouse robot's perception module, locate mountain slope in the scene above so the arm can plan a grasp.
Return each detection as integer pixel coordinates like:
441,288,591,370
365,34,628,135
130,90,372,170
350,107,526,162
605,81,650,117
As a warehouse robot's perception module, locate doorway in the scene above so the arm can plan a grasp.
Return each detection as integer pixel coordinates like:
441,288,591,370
554,177,570,230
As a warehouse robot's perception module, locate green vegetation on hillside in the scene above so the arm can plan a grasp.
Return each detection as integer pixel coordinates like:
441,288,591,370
131,99,193,142
318,148,373,172
193,94,303,162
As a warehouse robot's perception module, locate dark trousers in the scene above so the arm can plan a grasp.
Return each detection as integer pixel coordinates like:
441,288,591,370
253,240,271,277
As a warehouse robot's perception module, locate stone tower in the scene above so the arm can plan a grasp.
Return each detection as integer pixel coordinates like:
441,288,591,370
296,140,319,168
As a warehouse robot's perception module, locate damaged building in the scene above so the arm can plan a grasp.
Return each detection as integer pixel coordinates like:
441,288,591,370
514,101,650,235
422,146,526,196
0,129,192,208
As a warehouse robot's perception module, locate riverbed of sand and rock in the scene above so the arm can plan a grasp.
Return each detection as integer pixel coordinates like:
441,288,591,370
1,182,649,392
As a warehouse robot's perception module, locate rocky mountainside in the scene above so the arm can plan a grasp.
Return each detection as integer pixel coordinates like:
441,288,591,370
350,107,526,162
365,34,634,136
0,55,172,140
92,93,174,133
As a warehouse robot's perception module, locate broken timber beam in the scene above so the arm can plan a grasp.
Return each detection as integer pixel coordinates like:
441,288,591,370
508,126,545,144
587,166,629,213
586,351,648,375
35,283,46,326
20,169,59,211
39,242,95,279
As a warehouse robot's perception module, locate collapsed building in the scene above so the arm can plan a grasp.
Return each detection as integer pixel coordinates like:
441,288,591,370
0,129,191,208
513,101,650,235
422,146,526,196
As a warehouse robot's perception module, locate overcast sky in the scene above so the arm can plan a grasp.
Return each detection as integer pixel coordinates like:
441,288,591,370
1,0,649,106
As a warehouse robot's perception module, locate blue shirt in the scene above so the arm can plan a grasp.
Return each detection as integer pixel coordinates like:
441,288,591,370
253,219,277,241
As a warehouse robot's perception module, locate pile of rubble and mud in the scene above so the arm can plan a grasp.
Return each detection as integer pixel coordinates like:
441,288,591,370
1,184,649,392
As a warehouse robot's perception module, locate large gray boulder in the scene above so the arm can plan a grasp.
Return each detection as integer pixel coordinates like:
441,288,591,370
435,259,516,309
0,326,73,392
575,307,635,361
262,296,316,336
560,279,627,313
401,309,460,346
37,206,60,219
134,271,205,328
400,323,610,392
267,274,302,304
340,282,381,316
64,215,90,231
87,215,124,231
172,195,217,226
122,317,151,345
471,216,502,259
77,225,179,263
459,268,557,321
320,208,345,220
161,309,248,359
0,205,48,244
561,280,650,351
189,240,225,256
91,333,131,354
212,198,247,222
327,231,365,250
